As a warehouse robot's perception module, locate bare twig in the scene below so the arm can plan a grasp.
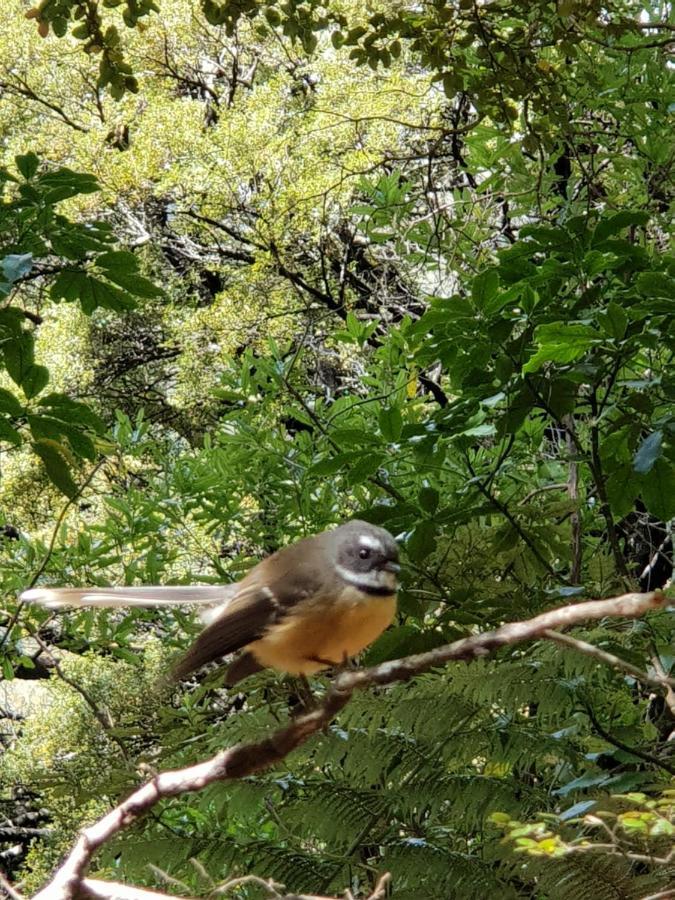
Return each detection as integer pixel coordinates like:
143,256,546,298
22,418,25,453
0,870,25,900
543,629,675,693
32,590,666,900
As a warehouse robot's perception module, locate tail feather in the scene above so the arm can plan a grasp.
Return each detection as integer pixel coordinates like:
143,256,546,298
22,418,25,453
21,584,237,611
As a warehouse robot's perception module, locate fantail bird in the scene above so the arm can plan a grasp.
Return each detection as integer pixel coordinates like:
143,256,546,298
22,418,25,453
21,521,400,685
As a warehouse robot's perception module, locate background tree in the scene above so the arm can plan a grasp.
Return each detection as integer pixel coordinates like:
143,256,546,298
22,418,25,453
0,1,673,897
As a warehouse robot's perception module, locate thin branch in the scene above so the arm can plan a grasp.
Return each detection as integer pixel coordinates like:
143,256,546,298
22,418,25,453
0,870,25,900
543,629,675,693
583,701,675,776
32,590,666,900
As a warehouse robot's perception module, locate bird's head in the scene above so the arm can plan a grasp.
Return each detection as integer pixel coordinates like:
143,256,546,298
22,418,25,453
332,520,400,595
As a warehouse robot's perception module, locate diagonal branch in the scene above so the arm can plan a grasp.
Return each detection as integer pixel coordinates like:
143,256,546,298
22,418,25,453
32,590,667,900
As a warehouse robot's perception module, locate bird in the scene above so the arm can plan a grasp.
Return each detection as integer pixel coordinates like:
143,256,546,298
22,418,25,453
21,521,400,685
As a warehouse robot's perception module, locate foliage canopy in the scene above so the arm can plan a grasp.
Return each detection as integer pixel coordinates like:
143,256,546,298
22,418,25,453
0,0,673,897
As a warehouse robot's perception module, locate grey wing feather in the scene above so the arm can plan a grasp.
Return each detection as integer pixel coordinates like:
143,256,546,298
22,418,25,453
21,584,237,610
171,583,280,681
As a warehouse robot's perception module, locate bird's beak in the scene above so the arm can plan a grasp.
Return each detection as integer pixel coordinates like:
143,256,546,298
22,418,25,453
382,560,401,574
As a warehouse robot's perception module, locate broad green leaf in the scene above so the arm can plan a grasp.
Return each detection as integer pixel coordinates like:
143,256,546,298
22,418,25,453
471,269,499,309
606,463,640,518
4,332,34,386
598,302,628,340
0,418,22,446
346,452,386,484
51,270,137,312
0,388,24,416
407,520,437,562
38,393,105,433
379,405,403,441
21,364,49,399
16,152,39,179
101,269,163,298
523,323,599,373
641,458,675,520
28,415,96,459
636,271,675,299
418,486,439,514
32,439,78,498
633,431,662,474
96,250,139,273
592,211,650,245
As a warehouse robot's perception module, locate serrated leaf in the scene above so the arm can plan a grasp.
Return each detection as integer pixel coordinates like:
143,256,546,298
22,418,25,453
378,405,403,441
633,431,662,474
0,388,24,416
21,364,49,399
96,250,139,273
407,520,437,562
592,211,650,245
471,268,499,309
0,418,22,446
599,302,628,340
641,458,674,520
523,323,599,373
418,486,439,514
4,332,34,386
102,270,163,298
38,393,105,433
308,454,349,476
16,152,39,180
32,439,78,498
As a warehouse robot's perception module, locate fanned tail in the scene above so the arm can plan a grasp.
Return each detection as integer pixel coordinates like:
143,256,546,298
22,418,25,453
21,584,237,610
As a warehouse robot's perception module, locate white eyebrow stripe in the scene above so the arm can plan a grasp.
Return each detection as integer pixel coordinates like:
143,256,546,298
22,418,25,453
359,534,384,552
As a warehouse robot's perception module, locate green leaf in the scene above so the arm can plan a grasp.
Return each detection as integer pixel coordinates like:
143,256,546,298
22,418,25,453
407,520,437,562
379,405,403,441
37,393,105,433
0,418,22,446
641,458,674,520
636,271,675,299
32,439,78,498
523,323,599,373
4,332,34,386
28,416,97,459
346,452,386,485
16,152,39,180
471,269,499,309
0,388,24,416
308,454,349,476
50,270,136,313
101,269,163,298
592,211,650,245
598,302,628,340
606,463,640,519
633,431,662,474
418,486,439,514
96,250,139,273
21,364,49,399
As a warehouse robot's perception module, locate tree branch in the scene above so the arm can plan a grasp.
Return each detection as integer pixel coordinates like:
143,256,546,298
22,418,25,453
32,590,667,900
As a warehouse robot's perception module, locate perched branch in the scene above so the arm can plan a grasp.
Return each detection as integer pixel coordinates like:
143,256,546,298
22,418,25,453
79,872,391,900
32,590,667,900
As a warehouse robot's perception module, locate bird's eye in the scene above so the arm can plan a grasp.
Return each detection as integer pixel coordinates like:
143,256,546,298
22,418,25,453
359,547,371,559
